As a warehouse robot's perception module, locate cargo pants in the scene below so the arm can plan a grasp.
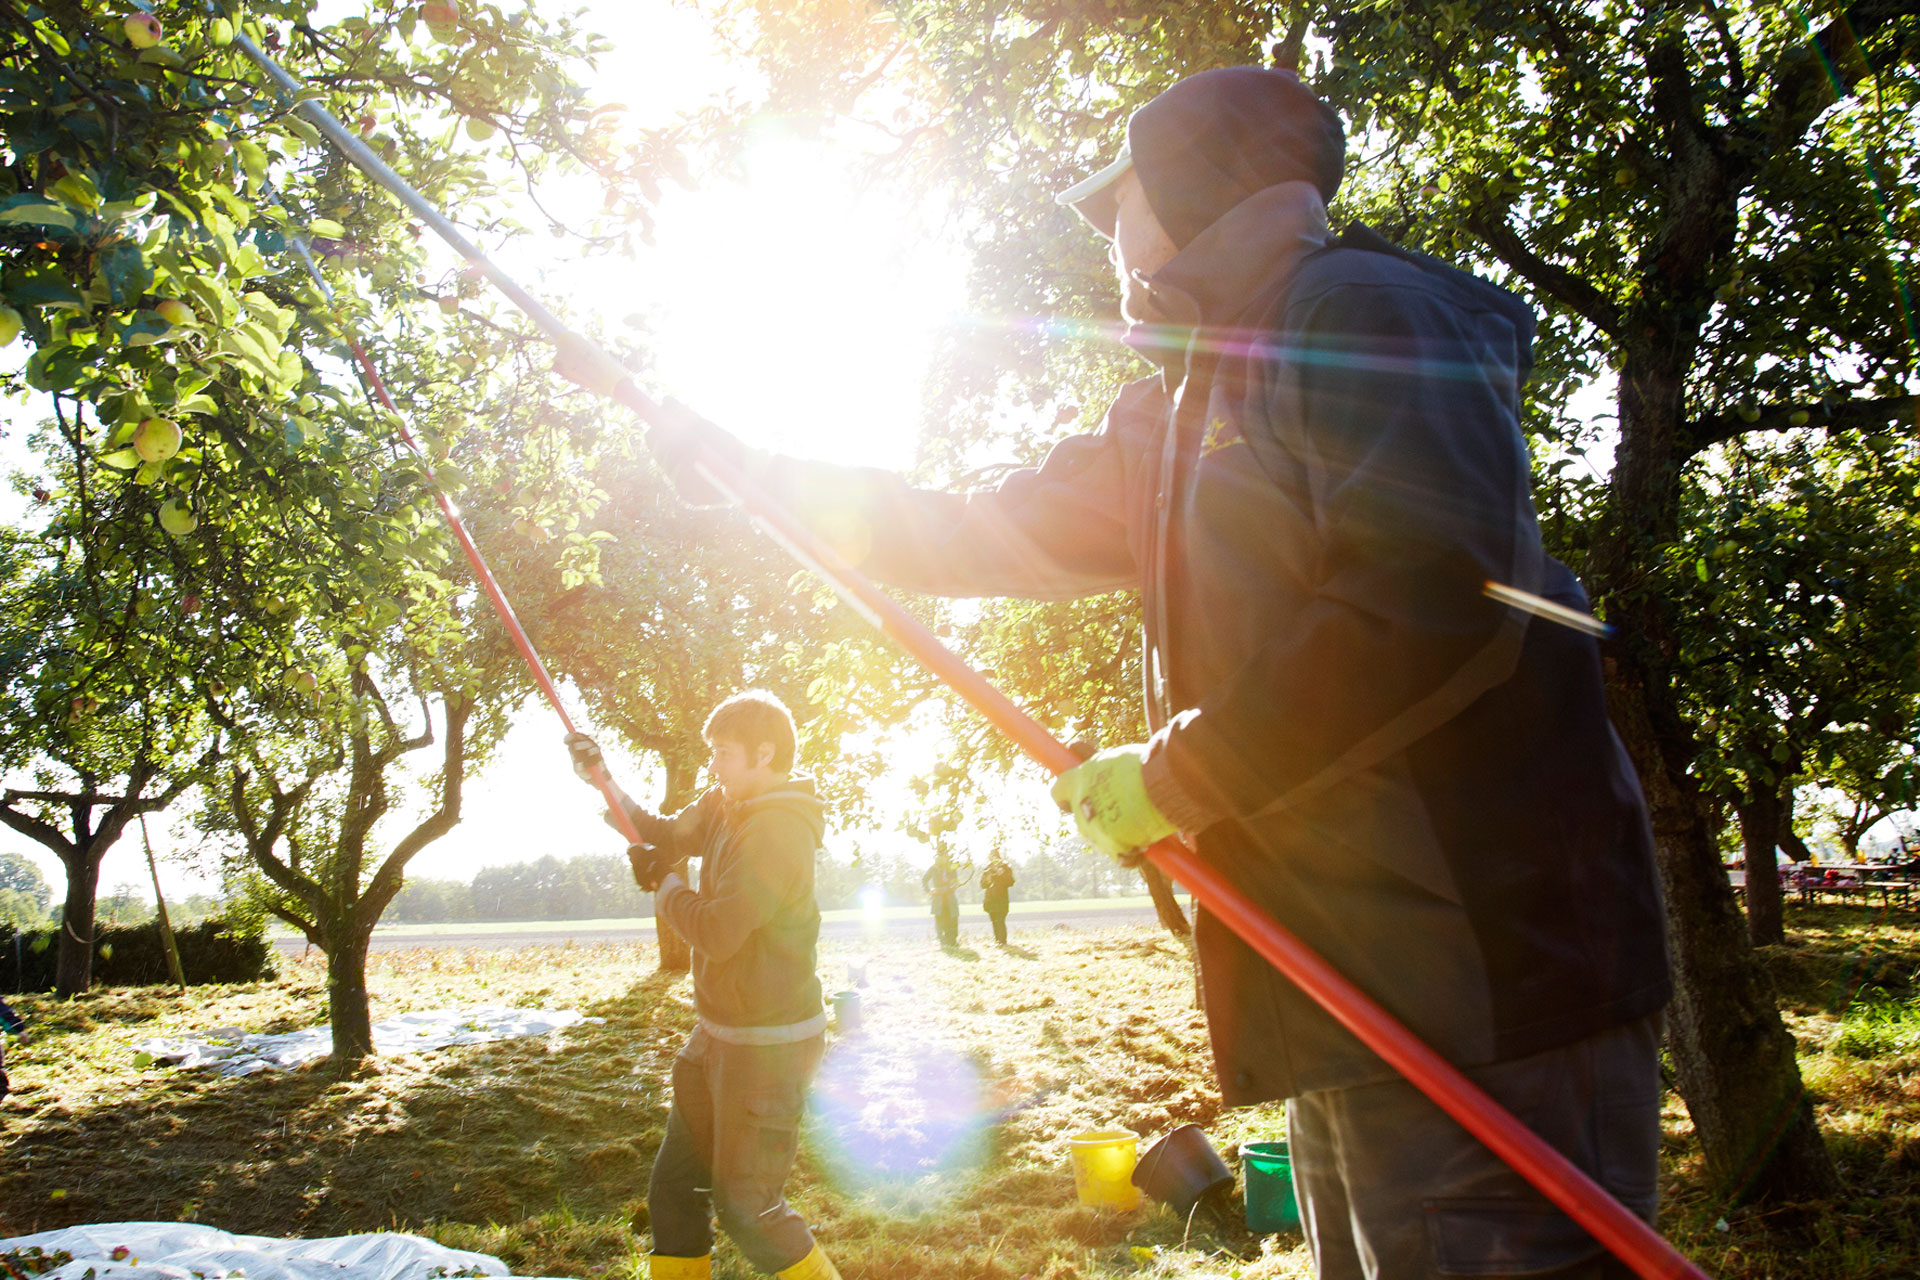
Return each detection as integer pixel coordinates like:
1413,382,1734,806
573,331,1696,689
648,1026,826,1273
1288,1013,1663,1279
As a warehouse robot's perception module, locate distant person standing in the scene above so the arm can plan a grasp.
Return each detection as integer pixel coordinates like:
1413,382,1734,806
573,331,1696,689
922,856,961,947
980,854,1015,945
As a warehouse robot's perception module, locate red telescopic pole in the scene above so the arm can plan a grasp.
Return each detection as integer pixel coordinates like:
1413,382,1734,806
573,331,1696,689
232,32,1706,1280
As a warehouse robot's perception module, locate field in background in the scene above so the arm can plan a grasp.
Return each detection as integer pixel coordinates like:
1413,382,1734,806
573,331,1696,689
3,909,1920,1279
269,895,1171,939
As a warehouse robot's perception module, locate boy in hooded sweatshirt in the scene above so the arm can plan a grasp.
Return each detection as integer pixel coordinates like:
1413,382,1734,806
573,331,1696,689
566,690,837,1280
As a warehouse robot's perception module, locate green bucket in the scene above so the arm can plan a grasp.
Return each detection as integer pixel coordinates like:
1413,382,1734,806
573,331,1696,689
1241,1140,1300,1233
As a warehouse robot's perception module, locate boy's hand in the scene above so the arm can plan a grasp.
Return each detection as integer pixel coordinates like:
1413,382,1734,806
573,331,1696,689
628,844,675,892
564,732,604,783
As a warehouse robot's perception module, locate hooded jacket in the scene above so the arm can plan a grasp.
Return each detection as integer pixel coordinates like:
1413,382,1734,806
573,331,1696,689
640,781,827,1039
756,182,1669,1100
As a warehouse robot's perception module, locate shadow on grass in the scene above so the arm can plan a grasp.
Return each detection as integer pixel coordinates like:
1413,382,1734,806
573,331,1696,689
0,969,694,1258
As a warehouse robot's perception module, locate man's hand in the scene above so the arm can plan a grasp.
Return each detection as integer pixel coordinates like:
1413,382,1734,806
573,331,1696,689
1050,744,1178,860
628,843,676,893
646,398,749,507
564,732,604,784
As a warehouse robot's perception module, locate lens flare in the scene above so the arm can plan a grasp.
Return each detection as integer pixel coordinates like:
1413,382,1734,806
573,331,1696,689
809,1038,991,1209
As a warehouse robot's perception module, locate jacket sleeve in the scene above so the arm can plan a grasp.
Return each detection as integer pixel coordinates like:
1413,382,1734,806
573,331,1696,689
628,788,722,861
750,382,1163,600
1143,277,1542,830
656,810,811,963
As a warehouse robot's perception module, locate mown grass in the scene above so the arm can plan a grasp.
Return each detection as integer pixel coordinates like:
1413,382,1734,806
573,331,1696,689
3,909,1920,1279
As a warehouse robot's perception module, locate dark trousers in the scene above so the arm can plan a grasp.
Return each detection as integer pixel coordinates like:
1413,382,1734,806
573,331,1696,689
1289,1014,1662,1280
649,1027,826,1273
985,909,1008,944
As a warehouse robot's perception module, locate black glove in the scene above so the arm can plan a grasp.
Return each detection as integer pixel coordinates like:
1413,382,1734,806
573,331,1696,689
628,843,677,893
646,398,749,507
564,732,604,783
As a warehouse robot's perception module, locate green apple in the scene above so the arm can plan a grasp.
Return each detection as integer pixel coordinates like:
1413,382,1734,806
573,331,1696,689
464,118,495,142
123,11,163,47
290,669,319,697
132,417,182,463
159,498,198,537
208,16,233,45
207,678,230,697
154,298,195,328
0,304,22,346
421,0,460,40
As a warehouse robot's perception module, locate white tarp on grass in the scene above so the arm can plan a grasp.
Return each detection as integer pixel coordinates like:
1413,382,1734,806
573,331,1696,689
0,1222,528,1280
131,1006,598,1077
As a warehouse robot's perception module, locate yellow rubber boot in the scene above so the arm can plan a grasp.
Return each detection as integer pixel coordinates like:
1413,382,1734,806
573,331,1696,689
646,1255,710,1280
775,1244,843,1280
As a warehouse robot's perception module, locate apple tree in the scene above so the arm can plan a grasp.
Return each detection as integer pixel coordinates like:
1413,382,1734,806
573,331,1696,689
0,0,681,1011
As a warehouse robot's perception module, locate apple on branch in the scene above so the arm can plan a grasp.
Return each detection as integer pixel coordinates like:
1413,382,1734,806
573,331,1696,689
420,0,461,41
123,11,163,48
153,298,195,330
132,417,182,464
0,304,22,346
159,498,198,537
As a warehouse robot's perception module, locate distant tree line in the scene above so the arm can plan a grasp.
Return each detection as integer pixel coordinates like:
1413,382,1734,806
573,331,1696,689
382,837,1139,923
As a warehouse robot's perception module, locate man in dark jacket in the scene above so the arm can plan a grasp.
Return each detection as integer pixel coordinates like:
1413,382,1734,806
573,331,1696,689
647,66,1670,1279
566,691,840,1280
980,854,1015,945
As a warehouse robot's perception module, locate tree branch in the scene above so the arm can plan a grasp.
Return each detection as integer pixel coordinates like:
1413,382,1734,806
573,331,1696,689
1684,393,1919,453
1758,0,1920,157
1465,206,1622,337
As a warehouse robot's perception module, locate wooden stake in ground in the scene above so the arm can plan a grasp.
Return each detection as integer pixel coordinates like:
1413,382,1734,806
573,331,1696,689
140,814,186,992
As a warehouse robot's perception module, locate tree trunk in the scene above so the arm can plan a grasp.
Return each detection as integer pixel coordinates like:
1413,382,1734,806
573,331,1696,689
1610,668,1839,1202
1591,342,1838,1202
1139,860,1190,936
54,850,101,997
327,925,375,1062
1738,786,1785,946
655,757,695,975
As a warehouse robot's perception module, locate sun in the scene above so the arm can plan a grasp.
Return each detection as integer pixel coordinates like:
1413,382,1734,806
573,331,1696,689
559,126,967,474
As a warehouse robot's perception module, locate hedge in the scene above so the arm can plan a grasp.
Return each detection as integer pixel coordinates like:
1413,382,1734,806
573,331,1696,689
1,918,276,991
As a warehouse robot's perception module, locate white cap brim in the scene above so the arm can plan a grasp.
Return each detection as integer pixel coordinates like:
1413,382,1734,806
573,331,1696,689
1055,148,1132,238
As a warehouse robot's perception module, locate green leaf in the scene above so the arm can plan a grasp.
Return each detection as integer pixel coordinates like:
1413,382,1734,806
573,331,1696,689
8,269,86,310
99,241,154,306
308,218,345,238
48,172,102,211
0,196,82,233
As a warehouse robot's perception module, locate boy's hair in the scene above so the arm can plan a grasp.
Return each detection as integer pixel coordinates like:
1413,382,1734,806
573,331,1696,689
703,690,798,773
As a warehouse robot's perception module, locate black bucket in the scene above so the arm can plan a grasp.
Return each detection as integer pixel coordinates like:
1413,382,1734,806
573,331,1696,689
1130,1124,1234,1218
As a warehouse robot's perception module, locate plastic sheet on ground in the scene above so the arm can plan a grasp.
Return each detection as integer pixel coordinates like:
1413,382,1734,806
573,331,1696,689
0,1222,544,1280
131,1005,600,1076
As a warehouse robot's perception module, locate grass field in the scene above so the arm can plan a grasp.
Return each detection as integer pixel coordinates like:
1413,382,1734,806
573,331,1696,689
4,907,1920,1279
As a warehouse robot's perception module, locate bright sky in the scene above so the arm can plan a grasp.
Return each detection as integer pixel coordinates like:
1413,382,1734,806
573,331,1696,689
1,0,984,903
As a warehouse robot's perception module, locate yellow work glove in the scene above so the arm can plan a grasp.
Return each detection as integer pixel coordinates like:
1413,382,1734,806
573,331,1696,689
1050,744,1177,860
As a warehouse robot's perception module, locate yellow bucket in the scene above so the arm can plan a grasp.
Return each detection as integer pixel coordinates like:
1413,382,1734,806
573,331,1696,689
1069,1128,1143,1210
